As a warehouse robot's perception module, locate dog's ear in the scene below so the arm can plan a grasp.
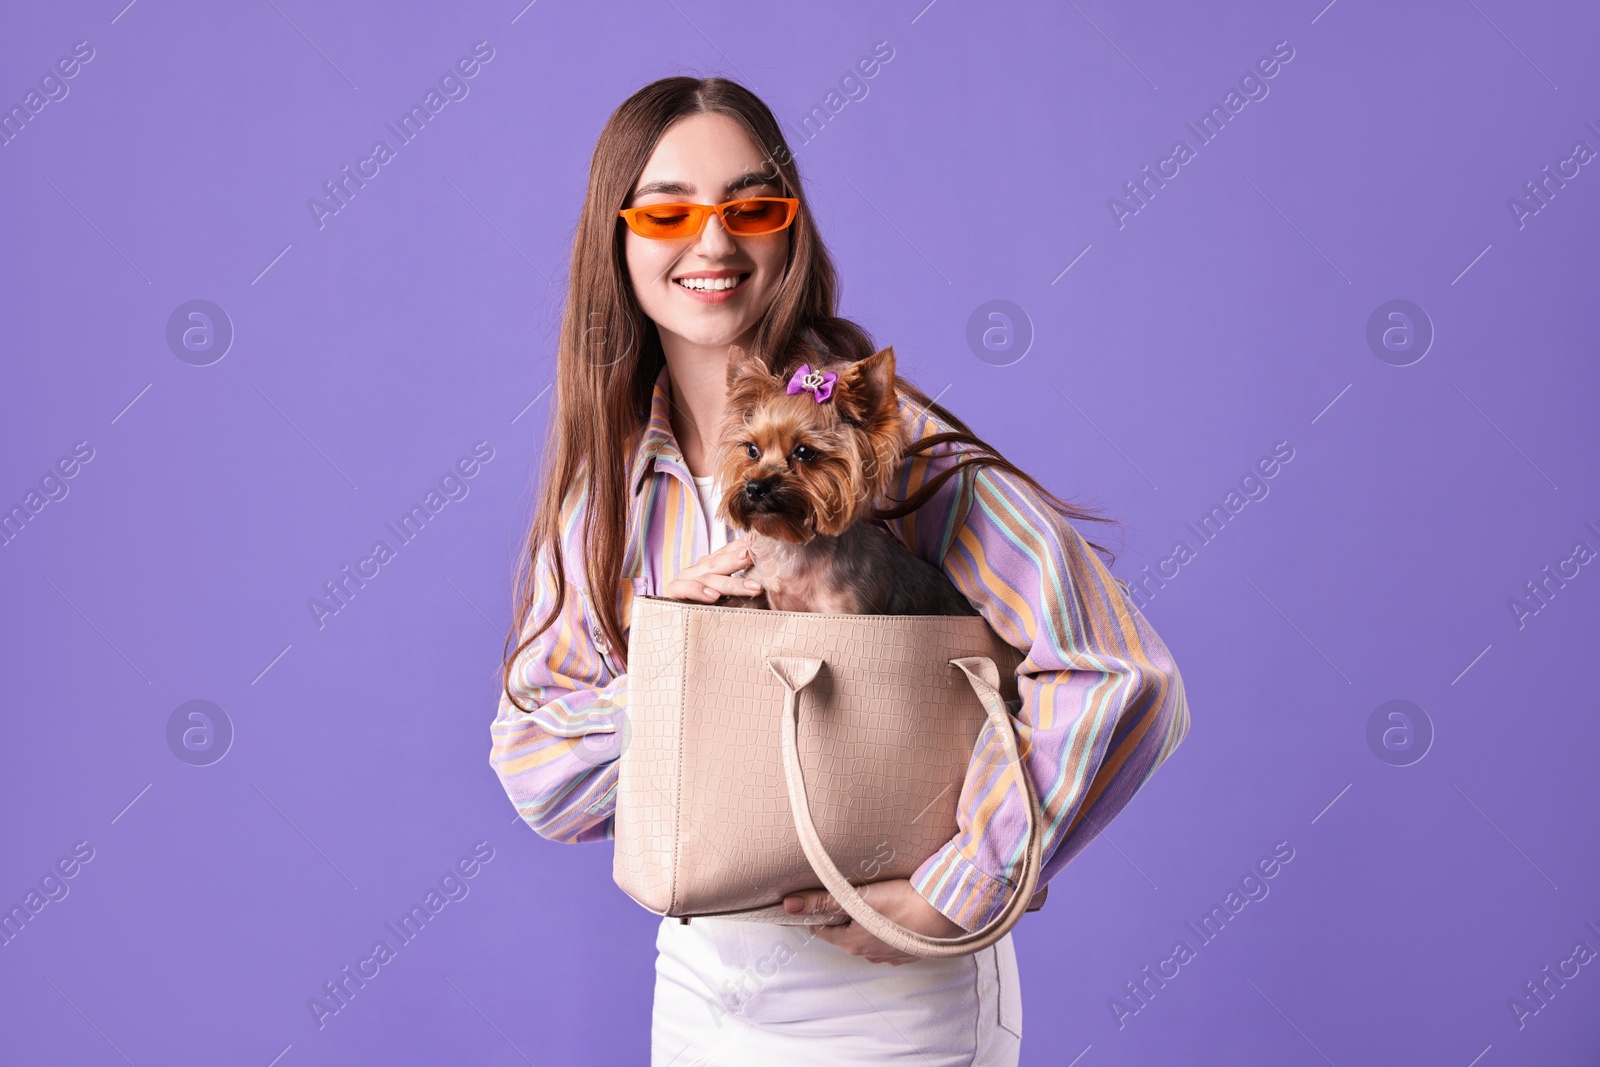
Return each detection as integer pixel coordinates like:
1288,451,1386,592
833,345,899,427
726,343,771,393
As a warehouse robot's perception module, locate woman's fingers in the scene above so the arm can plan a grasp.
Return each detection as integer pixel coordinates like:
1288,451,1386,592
695,543,754,581
714,571,764,595
661,538,759,602
662,575,736,601
662,577,723,602
664,572,760,601
701,536,751,575
787,885,916,964
783,888,845,920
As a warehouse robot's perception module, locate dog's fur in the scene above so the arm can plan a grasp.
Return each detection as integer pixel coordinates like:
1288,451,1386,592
710,343,979,616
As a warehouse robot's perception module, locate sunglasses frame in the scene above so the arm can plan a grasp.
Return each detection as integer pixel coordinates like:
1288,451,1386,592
617,196,800,240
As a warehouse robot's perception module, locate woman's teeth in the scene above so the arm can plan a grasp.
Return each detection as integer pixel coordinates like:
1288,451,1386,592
675,275,745,291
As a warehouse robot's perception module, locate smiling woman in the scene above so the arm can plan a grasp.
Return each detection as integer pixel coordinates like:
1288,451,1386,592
495,79,1031,1064
489,74,1189,1067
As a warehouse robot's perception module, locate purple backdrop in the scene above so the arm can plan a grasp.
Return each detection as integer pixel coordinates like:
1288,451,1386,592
3,1,1597,1063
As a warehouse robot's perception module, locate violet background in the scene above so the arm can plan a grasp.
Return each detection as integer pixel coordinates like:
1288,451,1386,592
3,1,1598,1064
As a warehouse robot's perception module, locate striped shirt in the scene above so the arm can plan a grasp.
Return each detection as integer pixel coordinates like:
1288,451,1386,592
489,362,1191,932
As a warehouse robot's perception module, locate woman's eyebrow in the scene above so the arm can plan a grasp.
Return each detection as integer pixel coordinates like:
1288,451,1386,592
630,170,781,199
723,170,782,195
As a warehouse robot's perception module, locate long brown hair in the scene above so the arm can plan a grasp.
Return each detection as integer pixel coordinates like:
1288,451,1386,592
502,75,1120,712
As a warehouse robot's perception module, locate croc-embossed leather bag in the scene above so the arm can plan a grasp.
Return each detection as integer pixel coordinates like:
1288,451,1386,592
613,594,1050,958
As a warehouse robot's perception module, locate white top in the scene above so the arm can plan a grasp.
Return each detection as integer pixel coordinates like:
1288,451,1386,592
691,474,729,553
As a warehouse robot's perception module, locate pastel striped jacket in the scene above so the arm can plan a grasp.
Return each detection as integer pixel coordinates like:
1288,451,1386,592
489,361,1191,932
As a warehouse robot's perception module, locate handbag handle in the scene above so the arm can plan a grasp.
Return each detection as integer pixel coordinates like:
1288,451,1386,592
766,654,1044,958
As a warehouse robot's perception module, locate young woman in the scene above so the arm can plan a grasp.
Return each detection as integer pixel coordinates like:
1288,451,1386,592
489,76,1190,1066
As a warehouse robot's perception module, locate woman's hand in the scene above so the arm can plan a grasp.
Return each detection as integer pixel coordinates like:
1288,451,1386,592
662,535,763,602
782,880,967,965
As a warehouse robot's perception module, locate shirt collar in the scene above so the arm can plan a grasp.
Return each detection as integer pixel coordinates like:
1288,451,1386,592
630,362,690,497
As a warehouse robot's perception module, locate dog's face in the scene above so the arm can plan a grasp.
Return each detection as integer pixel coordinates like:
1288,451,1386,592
714,343,909,542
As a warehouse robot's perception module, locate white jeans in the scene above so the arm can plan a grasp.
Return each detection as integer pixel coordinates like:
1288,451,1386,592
651,915,1022,1066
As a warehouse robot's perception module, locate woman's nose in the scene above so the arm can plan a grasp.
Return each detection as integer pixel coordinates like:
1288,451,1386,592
695,211,737,253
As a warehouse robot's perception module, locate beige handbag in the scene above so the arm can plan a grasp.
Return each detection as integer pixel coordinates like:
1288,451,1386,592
613,594,1049,958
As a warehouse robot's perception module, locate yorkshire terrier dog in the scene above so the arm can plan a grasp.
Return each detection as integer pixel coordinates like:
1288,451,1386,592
711,343,980,617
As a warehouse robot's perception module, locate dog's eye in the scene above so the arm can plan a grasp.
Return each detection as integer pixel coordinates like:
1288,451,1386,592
744,442,760,460
792,444,818,462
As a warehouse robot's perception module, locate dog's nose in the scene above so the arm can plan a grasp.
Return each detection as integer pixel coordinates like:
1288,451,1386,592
744,478,773,501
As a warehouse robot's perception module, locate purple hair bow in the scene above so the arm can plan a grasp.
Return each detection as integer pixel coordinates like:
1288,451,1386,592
786,363,838,403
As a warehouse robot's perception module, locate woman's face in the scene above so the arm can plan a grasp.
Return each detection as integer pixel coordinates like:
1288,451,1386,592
621,112,791,352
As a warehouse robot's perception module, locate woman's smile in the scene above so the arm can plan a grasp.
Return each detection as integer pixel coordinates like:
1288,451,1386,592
672,268,752,303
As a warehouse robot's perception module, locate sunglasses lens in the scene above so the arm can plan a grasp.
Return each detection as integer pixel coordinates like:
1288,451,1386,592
721,198,792,234
630,204,704,238
623,199,795,239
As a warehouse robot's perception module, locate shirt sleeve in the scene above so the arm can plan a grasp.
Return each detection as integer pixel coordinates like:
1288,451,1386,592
489,481,627,845
882,404,1192,933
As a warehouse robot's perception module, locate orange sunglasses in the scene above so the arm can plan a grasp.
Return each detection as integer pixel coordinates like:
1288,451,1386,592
617,196,799,240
